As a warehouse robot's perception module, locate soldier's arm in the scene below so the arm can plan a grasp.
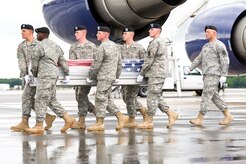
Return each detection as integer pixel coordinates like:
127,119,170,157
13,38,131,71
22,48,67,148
218,45,230,76
140,42,158,76
139,45,146,59
190,53,202,71
116,52,122,79
31,45,43,77
69,45,76,60
89,46,103,79
17,45,27,77
58,47,70,76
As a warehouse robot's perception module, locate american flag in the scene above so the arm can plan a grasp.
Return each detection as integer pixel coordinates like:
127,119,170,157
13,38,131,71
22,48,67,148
121,59,144,72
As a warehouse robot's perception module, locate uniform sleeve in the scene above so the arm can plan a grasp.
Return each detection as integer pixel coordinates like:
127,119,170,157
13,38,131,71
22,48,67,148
218,44,230,76
116,52,122,79
17,45,27,77
138,45,146,59
31,45,44,77
140,41,158,76
89,47,103,79
189,52,202,71
69,45,76,60
58,47,70,76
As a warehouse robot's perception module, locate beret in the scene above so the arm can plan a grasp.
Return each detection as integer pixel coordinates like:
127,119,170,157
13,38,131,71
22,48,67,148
74,25,87,32
149,23,162,29
205,25,218,32
21,24,34,31
35,27,50,34
97,26,111,33
123,27,134,33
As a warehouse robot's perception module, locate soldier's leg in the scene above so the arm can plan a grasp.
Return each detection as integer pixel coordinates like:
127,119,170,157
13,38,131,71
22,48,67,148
22,85,36,117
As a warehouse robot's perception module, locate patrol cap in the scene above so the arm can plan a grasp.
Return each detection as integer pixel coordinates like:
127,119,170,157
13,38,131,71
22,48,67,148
74,25,87,32
205,25,218,32
123,27,134,33
97,26,111,33
149,23,162,29
21,24,34,31
35,27,50,34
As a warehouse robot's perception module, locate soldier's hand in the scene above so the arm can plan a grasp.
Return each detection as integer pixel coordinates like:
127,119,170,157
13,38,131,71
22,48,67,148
24,75,30,84
86,77,93,84
114,79,120,83
136,75,144,83
60,76,70,83
220,76,227,83
184,67,191,75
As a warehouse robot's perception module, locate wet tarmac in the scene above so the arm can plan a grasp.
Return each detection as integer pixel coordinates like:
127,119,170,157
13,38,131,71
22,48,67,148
0,89,246,164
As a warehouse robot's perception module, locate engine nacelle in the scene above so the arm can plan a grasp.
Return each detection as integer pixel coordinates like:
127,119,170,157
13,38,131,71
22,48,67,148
42,0,186,43
185,3,246,75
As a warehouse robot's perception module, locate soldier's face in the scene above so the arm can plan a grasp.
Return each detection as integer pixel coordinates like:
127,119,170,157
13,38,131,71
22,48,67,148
75,30,86,40
149,28,160,38
36,33,45,41
122,32,134,42
205,29,216,40
21,29,32,39
97,31,107,41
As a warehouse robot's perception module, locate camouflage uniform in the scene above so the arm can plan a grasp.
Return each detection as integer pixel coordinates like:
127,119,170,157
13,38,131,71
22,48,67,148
69,41,96,116
31,38,69,122
17,39,38,118
190,39,229,114
120,41,145,117
89,40,122,118
140,37,170,116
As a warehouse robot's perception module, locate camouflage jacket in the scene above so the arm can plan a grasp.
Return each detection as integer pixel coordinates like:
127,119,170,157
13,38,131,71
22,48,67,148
120,41,145,59
140,37,169,78
89,40,121,81
31,38,69,79
17,39,39,77
69,40,97,59
190,39,230,76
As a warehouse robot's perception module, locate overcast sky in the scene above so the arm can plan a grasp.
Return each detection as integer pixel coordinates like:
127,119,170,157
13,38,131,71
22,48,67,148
0,0,240,78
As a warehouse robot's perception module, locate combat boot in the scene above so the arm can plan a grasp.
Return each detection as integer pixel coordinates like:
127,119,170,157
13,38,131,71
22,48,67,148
26,121,44,134
137,114,153,129
189,112,204,126
165,108,179,128
219,109,234,125
124,116,137,128
10,117,29,132
87,118,105,131
71,116,86,130
44,113,56,130
61,112,76,133
115,112,128,130
138,107,147,122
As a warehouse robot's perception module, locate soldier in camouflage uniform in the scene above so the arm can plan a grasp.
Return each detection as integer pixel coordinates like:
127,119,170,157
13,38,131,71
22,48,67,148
86,26,127,131
69,26,97,129
187,25,233,126
10,24,56,132
137,23,179,129
120,27,147,128
26,27,75,134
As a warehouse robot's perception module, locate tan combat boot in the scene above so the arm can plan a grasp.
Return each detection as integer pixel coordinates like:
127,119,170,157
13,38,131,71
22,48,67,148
124,116,137,128
87,118,105,131
44,113,56,130
71,116,86,130
60,112,76,133
165,108,179,128
189,113,204,126
115,112,128,131
137,114,153,129
10,117,30,132
219,109,234,125
26,121,44,134
138,107,148,122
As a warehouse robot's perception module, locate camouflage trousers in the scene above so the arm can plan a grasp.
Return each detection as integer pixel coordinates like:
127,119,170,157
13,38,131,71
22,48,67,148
147,77,169,116
35,78,66,122
200,75,227,115
22,83,36,118
122,85,143,117
75,86,95,117
95,80,120,118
